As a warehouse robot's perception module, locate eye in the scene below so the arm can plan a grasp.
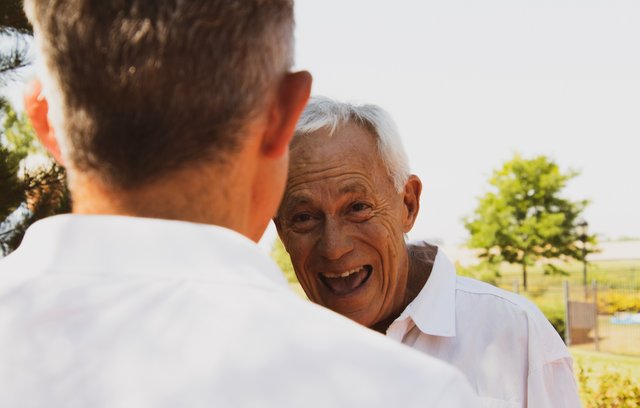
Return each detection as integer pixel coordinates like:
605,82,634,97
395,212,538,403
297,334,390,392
292,213,313,223
351,202,371,212
288,212,319,233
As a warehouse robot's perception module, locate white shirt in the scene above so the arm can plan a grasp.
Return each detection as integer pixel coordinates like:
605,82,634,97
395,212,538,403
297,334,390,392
0,215,478,408
387,248,581,408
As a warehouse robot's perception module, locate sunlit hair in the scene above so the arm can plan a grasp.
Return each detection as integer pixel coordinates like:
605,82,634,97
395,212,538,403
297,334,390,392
24,0,294,188
294,96,410,192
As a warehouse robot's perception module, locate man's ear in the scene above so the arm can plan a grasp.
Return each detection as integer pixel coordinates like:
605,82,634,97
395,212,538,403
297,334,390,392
262,71,312,158
24,79,64,165
402,175,422,233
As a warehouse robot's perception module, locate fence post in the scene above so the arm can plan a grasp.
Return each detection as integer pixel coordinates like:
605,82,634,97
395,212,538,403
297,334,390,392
592,280,600,352
563,280,571,346
513,279,519,294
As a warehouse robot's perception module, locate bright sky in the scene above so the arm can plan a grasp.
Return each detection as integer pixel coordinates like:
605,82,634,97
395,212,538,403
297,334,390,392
2,1,639,247
291,0,640,244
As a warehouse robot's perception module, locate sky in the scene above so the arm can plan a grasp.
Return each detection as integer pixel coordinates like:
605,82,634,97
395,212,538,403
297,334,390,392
2,0,640,247
290,0,640,245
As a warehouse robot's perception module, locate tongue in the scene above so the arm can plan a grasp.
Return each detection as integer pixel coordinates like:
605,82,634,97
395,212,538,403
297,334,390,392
322,268,369,295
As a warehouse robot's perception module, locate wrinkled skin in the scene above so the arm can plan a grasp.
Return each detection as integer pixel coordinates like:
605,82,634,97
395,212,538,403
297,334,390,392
275,122,424,330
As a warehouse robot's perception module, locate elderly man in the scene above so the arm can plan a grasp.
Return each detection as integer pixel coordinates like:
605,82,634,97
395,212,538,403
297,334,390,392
0,2,478,407
275,97,581,407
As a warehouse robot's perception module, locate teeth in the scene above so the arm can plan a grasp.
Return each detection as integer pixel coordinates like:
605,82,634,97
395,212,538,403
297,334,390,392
325,267,362,279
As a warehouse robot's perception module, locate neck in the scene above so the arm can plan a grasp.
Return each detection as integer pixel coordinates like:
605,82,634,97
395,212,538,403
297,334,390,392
69,161,255,238
371,242,436,334
405,242,437,303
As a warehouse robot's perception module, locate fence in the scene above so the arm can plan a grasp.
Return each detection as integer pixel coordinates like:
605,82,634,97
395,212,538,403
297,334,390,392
565,281,640,356
497,271,640,356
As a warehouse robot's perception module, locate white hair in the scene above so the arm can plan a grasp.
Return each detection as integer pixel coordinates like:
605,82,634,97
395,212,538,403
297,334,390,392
294,96,411,192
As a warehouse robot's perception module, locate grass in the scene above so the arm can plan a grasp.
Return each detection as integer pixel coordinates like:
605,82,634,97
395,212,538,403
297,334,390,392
571,348,640,379
496,259,640,291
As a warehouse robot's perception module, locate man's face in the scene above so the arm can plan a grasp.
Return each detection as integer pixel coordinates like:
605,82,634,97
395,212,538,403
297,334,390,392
276,122,413,327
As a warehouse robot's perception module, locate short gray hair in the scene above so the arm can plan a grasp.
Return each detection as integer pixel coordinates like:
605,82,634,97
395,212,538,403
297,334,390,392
24,0,294,188
294,96,411,192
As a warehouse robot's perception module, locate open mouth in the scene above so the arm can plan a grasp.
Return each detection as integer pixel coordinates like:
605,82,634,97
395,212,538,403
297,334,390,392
319,265,373,296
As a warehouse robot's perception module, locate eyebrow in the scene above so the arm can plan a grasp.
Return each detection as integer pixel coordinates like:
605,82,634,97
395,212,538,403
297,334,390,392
338,182,370,195
282,195,312,214
281,182,371,215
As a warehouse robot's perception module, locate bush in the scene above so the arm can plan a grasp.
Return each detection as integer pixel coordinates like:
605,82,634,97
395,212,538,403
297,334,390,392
455,261,501,286
578,362,640,407
534,299,566,342
597,291,640,315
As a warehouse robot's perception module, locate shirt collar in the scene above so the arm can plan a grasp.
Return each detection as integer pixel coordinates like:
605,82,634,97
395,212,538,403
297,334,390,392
394,248,457,337
12,214,289,290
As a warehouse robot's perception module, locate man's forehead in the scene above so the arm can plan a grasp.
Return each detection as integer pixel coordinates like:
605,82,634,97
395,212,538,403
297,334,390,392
291,121,378,160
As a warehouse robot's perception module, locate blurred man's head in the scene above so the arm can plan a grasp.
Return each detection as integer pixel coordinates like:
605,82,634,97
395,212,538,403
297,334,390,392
23,0,311,240
275,97,422,329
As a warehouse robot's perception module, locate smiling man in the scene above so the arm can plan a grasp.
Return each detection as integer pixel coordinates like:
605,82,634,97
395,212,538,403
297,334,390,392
276,96,582,407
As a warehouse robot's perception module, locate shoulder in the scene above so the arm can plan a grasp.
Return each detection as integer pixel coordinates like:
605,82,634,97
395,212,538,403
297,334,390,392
454,276,570,365
219,290,479,407
455,276,545,318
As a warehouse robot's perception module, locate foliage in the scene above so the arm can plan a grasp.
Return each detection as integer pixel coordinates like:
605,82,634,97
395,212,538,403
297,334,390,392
534,297,566,341
270,238,297,285
577,361,640,407
465,153,597,290
0,101,70,256
1,1,32,33
0,146,22,217
1,0,32,85
0,100,29,220
455,260,501,286
270,238,307,298
597,292,640,315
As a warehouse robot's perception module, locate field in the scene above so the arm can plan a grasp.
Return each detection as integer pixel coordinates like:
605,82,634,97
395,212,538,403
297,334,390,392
572,348,640,380
495,259,640,289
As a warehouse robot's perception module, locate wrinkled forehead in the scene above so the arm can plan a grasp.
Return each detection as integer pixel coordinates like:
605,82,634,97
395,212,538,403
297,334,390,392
290,121,380,168
283,122,398,205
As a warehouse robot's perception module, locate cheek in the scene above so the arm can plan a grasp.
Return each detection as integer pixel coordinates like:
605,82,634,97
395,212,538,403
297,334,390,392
357,215,405,287
284,234,316,284
358,218,402,260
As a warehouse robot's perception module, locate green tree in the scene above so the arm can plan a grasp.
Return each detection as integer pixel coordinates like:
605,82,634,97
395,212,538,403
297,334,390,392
1,6,70,257
1,0,32,85
465,153,596,291
0,101,70,256
0,99,30,221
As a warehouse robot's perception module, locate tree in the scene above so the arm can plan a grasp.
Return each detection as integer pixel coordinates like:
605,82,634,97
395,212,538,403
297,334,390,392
0,6,70,257
0,101,70,256
465,154,596,291
1,0,32,85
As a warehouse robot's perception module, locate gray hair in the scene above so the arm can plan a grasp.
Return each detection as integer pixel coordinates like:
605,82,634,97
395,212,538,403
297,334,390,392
294,96,411,192
24,0,294,188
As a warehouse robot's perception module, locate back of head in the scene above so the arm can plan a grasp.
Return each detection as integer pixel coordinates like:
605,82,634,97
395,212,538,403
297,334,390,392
24,0,294,189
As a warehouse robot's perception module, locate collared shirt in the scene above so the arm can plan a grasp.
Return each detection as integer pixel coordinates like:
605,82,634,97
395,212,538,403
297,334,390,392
387,247,581,408
0,215,478,408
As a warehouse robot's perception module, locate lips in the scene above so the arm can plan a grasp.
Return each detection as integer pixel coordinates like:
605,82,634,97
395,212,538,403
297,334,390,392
319,265,372,296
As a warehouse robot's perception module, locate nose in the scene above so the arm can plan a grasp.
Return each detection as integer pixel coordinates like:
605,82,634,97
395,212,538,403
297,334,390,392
318,218,353,261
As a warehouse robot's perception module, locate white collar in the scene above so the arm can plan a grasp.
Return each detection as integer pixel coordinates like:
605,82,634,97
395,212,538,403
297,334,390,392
11,214,289,290
394,249,457,337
